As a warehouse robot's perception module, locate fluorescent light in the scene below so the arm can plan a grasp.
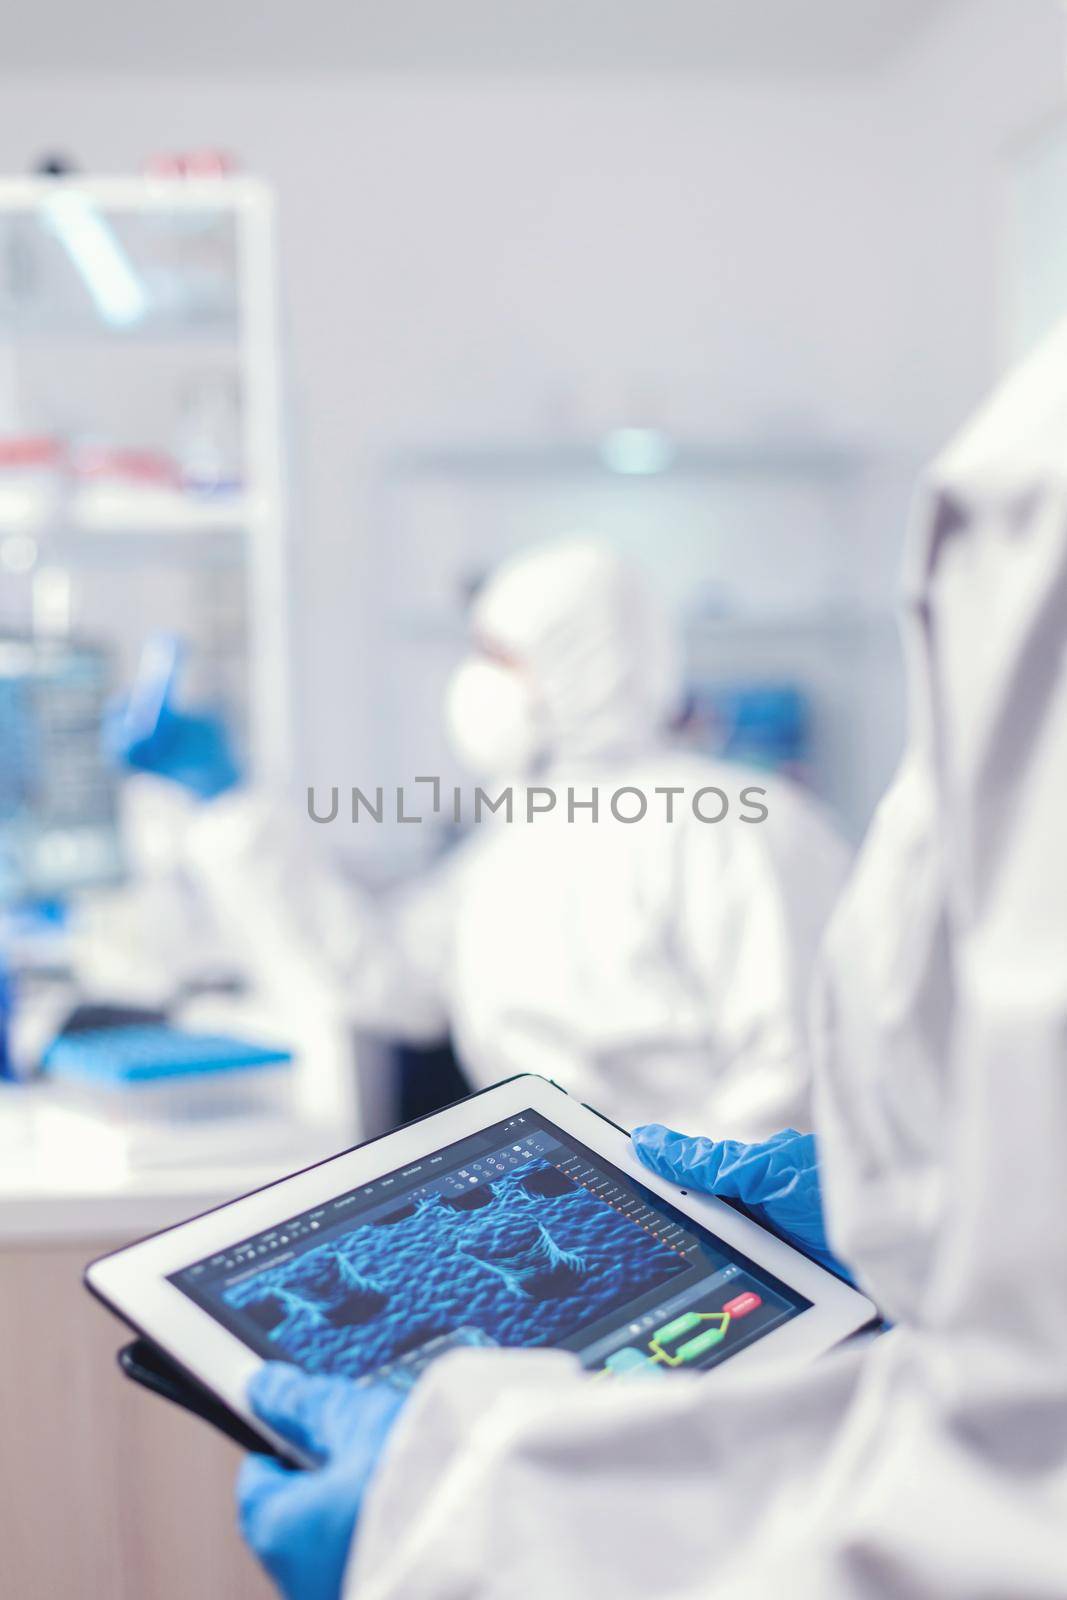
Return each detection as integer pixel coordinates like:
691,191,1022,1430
600,427,676,476
42,192,148,328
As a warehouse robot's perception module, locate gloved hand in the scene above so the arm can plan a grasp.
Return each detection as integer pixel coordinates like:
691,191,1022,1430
105,634,240,801
631,1124,849,1279
237,1363,406,1600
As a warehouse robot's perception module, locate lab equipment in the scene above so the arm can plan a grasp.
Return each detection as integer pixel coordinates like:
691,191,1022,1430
107,634,241,799
318,320,1067,1600
47,1015,293,1165
179,540,851,1142
0,957,11,1078
238,1365,405,1600
84,1077,874,1426
683,682,810,777
0,635,122,906
0,436,65,519
45,1019,291,1081
176,371,243,495
631,1124,844,1277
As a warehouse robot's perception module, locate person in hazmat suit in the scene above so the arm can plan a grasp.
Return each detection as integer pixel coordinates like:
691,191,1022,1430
111,539,849,1141
231,325,1067,1599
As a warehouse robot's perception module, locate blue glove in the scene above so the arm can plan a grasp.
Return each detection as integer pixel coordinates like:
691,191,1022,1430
237,1364,406,1600
632,1124,849,1280
105,634,240,801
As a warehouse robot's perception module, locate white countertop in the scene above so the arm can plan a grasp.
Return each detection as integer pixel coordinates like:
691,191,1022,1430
0,1084,353,1244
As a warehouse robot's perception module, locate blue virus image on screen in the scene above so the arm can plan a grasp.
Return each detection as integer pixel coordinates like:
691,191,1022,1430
223,1157,687,1378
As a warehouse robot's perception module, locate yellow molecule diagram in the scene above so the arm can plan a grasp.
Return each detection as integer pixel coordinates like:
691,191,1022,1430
593,1291,763,1380
647,1309,731,1366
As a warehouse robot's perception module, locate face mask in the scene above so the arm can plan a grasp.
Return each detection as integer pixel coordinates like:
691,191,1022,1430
444,657,544,779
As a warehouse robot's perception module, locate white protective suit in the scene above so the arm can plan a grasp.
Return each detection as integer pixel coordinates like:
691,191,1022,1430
339,330,1067,1599
188,542,849,1140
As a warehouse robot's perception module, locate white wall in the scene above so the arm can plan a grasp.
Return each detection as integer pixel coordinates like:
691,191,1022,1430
0,0,1061,837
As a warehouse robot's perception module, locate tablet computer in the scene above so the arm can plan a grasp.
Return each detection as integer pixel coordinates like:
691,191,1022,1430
86,1075,876,1465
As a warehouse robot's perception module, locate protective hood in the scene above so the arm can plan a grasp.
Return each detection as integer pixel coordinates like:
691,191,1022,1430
468,540,684,767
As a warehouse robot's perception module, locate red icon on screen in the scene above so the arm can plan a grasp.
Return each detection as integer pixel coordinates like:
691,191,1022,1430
722,1291,762,1319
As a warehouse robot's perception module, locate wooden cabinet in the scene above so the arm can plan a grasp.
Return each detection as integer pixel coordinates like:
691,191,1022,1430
0,1242,272,1600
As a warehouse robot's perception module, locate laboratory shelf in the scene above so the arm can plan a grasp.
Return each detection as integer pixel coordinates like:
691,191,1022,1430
0,319,241,348
0,486,261,536
0,175,270,211
0,169,292,782
686,608,895,643
32,530,248,571
394,606,894,645
386,440,866,484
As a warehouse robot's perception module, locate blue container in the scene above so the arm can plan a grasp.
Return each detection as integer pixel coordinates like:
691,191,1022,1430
0,961,12,1080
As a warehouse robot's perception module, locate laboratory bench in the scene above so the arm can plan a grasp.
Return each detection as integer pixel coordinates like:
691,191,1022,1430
0,1089,348,1600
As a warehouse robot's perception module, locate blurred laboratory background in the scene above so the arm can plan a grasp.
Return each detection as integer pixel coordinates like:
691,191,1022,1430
2,1,1067,1595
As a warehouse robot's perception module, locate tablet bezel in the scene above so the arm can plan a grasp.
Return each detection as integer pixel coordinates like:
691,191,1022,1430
86,1074,876,1461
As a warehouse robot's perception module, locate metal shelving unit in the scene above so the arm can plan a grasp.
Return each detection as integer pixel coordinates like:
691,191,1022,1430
0,175,294,783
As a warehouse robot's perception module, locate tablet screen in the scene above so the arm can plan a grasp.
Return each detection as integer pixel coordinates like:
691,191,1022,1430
171,1109,811,1388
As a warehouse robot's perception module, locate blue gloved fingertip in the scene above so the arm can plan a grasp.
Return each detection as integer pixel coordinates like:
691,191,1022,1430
248,1360,302,1415
630,1123,675,1149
